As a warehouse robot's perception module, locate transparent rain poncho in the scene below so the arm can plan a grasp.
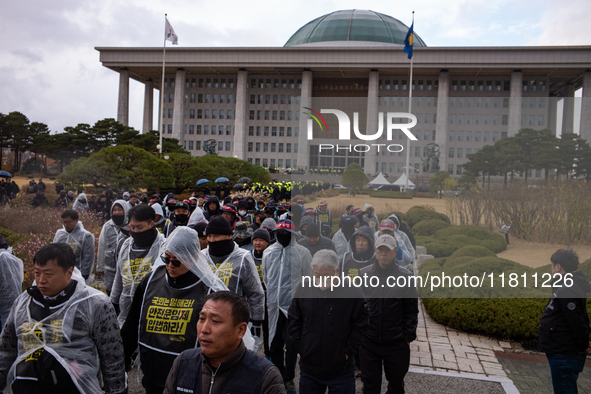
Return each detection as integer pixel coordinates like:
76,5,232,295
162,227,259,350
387,214,416,263
72,193,89,211
372,229,413,267
188,208,208,227
0,247,23,330
96,199,130,292
201,242,265,321
332,229,352,262
52,222,95,278
116,232,165,327
3,268,124,394
262,239,312,344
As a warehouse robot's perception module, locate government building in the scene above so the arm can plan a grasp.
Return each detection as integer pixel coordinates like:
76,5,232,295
96,9,591,179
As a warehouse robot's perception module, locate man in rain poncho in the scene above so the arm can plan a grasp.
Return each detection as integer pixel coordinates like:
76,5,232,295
0,243,125,394
110,205,165,327
0,236,23,332
96,199,130,295
373,215,416,265
374,219,414,269
362,203,380,233
201,217,264,325
121,226,226,393
263,219,312,393
52,210,95,280
72,192,89,211
333,215,359,261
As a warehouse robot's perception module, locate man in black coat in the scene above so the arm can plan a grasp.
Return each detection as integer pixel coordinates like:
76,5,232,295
288,249,367,394
359,234,418,394
539,249,591,393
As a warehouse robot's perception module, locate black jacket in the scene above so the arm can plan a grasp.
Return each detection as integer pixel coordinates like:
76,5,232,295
203,196,221,221
288,286,368,379
539,271,591,355
360,261,418,343
298,236,336,257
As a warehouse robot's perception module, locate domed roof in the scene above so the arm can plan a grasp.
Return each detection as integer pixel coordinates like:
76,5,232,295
284,10,427,48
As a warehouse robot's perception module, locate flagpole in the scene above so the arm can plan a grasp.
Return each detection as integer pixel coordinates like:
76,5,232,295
405,11,414,190
158,14,167,155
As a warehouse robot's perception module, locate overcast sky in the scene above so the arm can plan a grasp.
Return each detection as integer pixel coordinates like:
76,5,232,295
1,0,590,134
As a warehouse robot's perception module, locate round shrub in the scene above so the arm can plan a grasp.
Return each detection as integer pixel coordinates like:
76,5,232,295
406,206,451,228
423,241,456,258
449,245,495,259
433,226,507,254
413,219,451,236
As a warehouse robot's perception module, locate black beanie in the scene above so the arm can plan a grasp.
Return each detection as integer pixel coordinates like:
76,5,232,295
189,222,208,238
206,216,233,235
306,223,320,238
252,228,271,243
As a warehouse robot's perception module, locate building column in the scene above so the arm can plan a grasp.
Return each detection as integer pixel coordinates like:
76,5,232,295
508,70,522,137
297,70,313,171
435,70,449,173
363,70,379,176
547,95,558,135
172,69,186,143
232,70,248,160
562,83,575,135
117,69,129,126
580,72,591,143
142,80,154,134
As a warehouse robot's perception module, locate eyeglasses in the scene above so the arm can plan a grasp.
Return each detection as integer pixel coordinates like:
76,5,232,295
161,255,181,267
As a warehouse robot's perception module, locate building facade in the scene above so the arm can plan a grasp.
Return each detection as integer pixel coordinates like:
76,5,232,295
97,9,591,178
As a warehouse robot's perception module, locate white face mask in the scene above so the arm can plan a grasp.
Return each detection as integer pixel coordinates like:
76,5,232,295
238,210,247,216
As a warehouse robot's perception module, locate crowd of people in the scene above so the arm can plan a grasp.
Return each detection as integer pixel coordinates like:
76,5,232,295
0,178,589,394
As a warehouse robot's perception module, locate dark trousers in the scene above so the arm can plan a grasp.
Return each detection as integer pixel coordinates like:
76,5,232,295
360,338,410,394
269,312,297,383
262,296,270,356
142,375,164,394
299,370,355,394
547,353,586,394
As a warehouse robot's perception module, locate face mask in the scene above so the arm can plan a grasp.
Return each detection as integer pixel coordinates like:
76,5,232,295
238,210,247,216
208,239,234,257
276,231,292,248
175,214,188,224
130,226,158,248
112,215,125,226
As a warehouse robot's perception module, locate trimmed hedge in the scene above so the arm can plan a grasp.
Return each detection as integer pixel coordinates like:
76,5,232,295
449,245,495,259
412,219,451,236
406,206,451,228
417,225,507,258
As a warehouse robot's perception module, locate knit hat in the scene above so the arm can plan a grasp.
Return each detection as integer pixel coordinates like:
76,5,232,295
252,228,270,244
261,218,277,231
305,223,320,238
206,216,233,235
233,222,253,240
189,222,208,238
340,214,359,227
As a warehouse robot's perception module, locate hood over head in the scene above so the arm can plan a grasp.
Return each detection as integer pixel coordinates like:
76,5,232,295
110,199,130,226
206,195,220,212
349,225,376,255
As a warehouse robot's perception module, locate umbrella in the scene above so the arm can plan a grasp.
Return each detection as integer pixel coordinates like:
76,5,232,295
0,171,12,178
237,177,251,183
233,183,244,189
196,179,210,186
215,177,230,183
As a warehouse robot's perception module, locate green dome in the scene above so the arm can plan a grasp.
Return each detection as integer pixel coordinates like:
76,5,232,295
284,9,427,47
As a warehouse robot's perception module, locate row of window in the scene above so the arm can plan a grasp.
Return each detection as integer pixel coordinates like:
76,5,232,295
247,142,296,153
163,124,233,136
450,80,546,92
248,126,299,137
379,80,437,91
250,79,302,89
164,109,235,120
186,140,232,152
249,94,301,105
247,158,296,168
248,110,299,121
164,78,236,89
163,93,235,104
448,147,481,159
449,130,508,142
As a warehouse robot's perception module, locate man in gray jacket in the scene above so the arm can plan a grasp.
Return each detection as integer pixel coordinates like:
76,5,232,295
52,210,95,280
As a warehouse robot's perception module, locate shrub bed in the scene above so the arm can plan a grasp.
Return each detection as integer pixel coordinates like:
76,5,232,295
367,191,412,199
406,206,451,228
412,220,451,236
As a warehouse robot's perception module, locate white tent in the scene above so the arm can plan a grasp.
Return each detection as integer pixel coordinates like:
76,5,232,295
391,173,415,188
368,172,390,186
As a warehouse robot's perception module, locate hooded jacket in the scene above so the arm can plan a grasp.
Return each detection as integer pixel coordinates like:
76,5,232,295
203,195,221,221
539,271,591,355
341,226,376,278
296,216,316,242
97,200,130,292
52,221,95,279
0,247,23,329
363,203,380,233
298,235,336,257
72,193,89,211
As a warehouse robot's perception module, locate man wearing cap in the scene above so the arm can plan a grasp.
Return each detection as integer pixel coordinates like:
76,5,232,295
163,201,191,238
237,200,254,226
249,210,267,231
189,222,208,251
298,223,336,257
377,215,416,265
359,234,418,394
221,203,241,229
202,216,265,333
333,215,360,261
233,222,254,251
275,203,289,221
264,202,277,221
251,228,271,355
376,219,414,270
315,200,332,237
295,198,306,212
263,219,312,393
